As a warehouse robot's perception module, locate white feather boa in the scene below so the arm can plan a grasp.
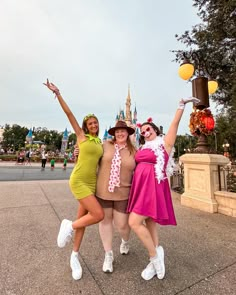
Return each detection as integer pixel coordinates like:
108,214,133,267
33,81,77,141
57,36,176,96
141,136,175,183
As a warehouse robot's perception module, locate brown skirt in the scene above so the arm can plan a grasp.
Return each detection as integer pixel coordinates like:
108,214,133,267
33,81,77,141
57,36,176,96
96,197,129,214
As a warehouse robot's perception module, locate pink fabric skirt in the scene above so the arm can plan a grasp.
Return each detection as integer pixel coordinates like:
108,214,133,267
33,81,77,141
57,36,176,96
127,149,177,226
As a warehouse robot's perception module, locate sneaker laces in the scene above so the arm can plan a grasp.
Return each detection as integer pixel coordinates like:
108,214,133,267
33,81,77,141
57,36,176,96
120,240,129,253
105,253,113,263
65,231,73,243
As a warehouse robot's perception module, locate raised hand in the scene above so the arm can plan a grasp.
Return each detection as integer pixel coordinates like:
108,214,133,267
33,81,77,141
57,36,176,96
43,79,60,95
178,97,200,109
182,97,200,104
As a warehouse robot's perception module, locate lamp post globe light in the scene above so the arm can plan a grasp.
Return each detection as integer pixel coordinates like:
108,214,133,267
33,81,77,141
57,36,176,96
178,51,218,153
222,140,230,158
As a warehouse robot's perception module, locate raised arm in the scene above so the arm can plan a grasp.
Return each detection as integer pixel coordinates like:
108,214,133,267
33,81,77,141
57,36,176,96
164,97,200,153
44,79,85,140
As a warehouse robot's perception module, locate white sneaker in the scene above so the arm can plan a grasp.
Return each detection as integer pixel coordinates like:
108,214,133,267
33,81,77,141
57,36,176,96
70,252,82,280
57,219,73,248
103,251,114,273
151,246,165,280
141,261,156,280
141,246,165,280
120,239,129,255
156,246,165,279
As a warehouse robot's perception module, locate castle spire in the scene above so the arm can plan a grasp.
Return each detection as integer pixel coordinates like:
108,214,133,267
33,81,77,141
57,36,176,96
125,84,132,124
133,104,137,124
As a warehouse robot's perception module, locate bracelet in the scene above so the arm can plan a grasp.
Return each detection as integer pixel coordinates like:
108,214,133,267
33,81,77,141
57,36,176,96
178,101,185,110
53,89,60,96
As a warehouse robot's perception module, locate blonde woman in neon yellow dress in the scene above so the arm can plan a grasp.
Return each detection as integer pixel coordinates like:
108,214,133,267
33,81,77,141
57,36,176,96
44,79,104,280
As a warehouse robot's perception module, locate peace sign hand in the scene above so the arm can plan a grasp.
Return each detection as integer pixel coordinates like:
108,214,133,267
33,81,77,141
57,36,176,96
43,79,60,95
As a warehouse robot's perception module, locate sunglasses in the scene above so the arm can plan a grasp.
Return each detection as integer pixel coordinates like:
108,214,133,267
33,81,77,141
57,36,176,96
141,127,151,136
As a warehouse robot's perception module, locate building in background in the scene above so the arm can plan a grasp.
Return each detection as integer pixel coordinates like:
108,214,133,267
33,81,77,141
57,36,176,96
25,128,33,144
103,86,140,146
61,128,69,155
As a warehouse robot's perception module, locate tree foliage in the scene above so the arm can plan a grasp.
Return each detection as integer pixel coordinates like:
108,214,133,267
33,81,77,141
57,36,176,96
1,124,75,152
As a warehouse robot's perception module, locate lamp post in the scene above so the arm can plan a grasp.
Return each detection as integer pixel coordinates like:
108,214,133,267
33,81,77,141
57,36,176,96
178,51,218,153
222,140,230,158
12,133,15,150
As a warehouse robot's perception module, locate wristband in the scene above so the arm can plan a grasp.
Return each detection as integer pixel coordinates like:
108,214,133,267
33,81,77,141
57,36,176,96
53,89,60,96
178,100,185,110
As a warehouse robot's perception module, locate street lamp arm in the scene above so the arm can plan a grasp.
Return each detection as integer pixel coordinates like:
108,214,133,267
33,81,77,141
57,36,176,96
183,51,214,78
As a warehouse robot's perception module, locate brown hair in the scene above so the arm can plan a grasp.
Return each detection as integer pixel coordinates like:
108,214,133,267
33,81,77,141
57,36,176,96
139,122,161,145
82,114,99,136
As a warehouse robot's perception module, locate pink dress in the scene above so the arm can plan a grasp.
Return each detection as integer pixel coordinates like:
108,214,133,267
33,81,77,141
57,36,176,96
127,146,177,226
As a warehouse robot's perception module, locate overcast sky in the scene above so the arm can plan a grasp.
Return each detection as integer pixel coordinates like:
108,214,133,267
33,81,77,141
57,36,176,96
0,0,205,137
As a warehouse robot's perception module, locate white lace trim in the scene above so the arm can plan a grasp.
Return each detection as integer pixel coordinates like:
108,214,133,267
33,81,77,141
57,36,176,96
141,136,175,183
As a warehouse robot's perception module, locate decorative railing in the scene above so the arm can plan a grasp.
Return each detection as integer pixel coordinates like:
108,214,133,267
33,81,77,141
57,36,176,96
218,164,236,193
170,163,236,194
170,164,184,193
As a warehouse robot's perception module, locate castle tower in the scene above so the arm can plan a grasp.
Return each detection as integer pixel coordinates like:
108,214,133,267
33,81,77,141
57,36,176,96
133,105,137,125
61,128,69,155
103,128,108,142
103,86,139,146
26,128,33,144
125,85,132,125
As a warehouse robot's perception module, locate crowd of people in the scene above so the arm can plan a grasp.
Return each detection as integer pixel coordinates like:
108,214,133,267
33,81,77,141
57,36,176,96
11,147,76,169
44,79,199,281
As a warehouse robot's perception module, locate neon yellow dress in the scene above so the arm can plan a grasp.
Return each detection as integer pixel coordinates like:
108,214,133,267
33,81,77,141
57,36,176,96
69,134,103,200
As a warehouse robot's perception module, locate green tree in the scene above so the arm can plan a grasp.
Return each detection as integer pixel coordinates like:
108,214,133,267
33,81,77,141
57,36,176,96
174,135,197,159
32,127,63,150
3,124,28,151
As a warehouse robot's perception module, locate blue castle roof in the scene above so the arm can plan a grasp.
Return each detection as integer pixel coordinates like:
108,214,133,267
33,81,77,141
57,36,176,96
103,129,109,141
63,128,68,140
26,128,33,138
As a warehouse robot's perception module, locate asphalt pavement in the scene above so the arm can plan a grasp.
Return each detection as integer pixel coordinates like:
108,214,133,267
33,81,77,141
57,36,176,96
0,161,235,295
0,161,73,181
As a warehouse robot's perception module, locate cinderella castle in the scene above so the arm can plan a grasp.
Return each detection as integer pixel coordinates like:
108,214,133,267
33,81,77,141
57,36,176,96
103,86,140,146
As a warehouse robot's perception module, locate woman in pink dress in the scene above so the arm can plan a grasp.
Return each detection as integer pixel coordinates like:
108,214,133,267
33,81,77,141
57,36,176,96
127,97,199,281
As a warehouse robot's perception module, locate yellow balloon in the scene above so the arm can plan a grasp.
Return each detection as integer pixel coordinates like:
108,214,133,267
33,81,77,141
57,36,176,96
178,63,194,80
208,80,218,94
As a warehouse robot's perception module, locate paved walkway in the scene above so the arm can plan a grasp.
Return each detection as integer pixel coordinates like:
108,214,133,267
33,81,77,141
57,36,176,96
0,160,75,168
0,166,235,294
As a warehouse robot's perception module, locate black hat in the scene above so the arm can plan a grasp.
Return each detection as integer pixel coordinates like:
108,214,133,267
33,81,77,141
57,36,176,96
108,121,135,136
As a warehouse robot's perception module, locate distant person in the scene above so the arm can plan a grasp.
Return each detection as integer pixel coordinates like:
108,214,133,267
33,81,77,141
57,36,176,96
17,150,25,164
41,150,48,169
25,150,32,165
127,97,200,281
50,158,55,170
44,79,104,281
63,157,68,170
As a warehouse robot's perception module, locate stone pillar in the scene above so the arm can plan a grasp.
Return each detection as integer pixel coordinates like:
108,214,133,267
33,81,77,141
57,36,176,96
180,153,229,213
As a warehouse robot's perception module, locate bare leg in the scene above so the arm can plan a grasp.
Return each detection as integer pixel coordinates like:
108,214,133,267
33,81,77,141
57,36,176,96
99,208,113,252
113,210,130,241
73,203,88,252
72,195,104,229
145,218,159,247
129,212,156,257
